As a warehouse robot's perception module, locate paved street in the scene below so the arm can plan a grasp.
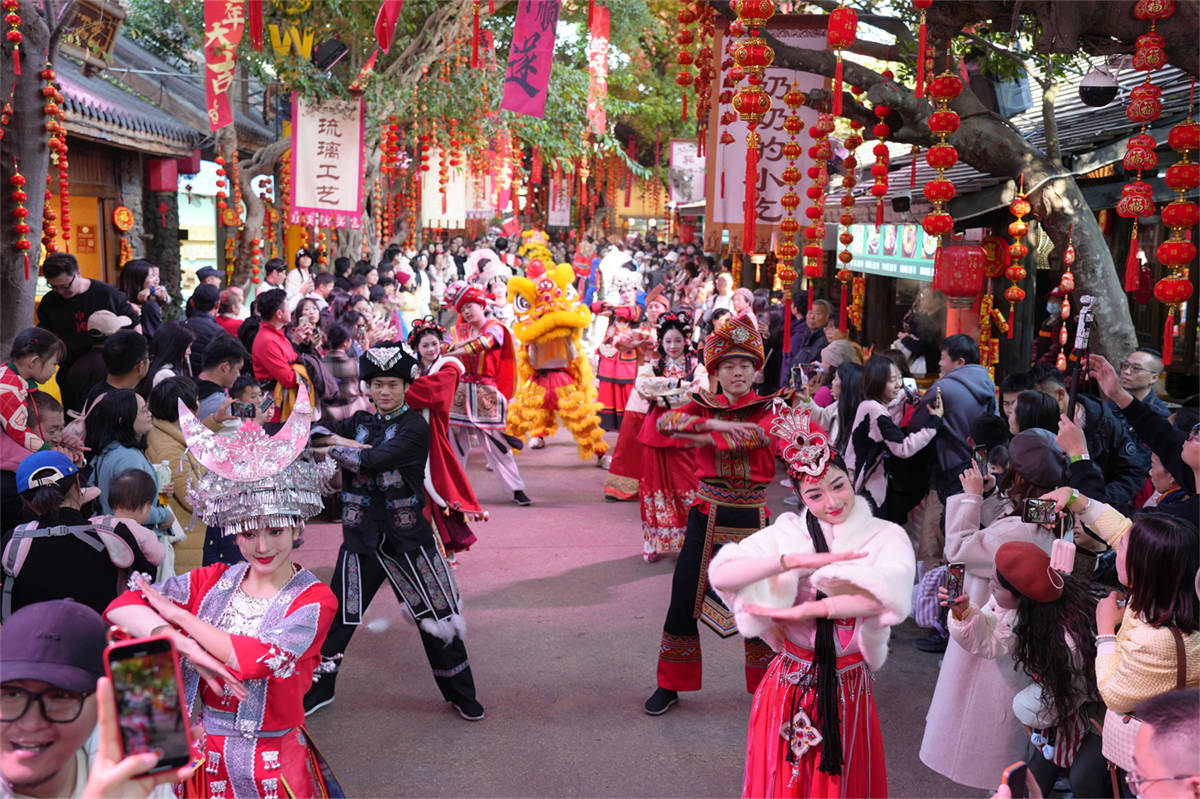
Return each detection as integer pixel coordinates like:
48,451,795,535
296,429,969,798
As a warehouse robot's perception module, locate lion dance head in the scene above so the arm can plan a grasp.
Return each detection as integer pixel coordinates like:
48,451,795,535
506,259,592,344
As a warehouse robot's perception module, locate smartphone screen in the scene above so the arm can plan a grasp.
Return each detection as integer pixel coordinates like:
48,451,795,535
946,562,966,600
901,377,918,394
105,637,191,774
259,395,275,413
972,444,988,472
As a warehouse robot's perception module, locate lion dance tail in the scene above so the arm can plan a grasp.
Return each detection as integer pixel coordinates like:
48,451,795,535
557,339,608,460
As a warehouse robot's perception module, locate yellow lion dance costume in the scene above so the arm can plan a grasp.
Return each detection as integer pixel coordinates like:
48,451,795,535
506,259,609,460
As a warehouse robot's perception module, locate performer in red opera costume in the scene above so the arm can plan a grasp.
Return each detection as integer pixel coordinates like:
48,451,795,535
636,311,708,561
708,407,915,799
643,315,787,717
105,386,343,799
407,316,483,560
592,271,647,435
443,281,531,506
603,286,671,501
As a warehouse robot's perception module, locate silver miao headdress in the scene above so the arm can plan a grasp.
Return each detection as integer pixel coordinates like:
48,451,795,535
178,385,326,534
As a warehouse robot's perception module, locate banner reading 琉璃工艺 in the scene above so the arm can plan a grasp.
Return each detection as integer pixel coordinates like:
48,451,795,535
500,0,561,118
290,95,365,229
204,0,245,130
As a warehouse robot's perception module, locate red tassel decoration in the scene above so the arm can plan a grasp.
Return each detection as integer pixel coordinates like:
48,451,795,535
681,92,688,122
832,55,844,117
489,0,494,13
1162,309,1175,365
915,19,927,97
720,169,725,199
471,0,480,68
782,305,791,354
23,254,29,280
248,0,263,51
875,198,884,229
838,287,848,329
744,128,759,251
1124,223,1140,291
12,47,19,76
808,288,814,311
910,147,918,188
587,0,593,25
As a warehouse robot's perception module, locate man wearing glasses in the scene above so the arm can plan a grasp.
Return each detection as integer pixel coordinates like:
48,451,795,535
36,254,140,374
1114,347,1170,421
1129,688,1199,799
0,599,107,798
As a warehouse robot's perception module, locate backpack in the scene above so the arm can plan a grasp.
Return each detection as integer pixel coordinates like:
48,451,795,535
1,520,133,620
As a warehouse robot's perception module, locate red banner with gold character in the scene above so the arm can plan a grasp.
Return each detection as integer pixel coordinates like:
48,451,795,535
586,4,609,136
204,0,245,130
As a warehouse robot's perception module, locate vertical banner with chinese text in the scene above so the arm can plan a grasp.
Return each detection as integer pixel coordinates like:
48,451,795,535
500,0,561,118
291,95,365,228
704,17,825,252
547,171,572,227
586,4,609,135
204,0,245,130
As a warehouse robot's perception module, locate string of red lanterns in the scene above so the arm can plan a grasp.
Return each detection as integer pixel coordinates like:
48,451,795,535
1056,226,1077,371
729,0,775,253
4,0,22,75
776,82,805,278
9,169,31,278
1154,87,1197,364
921,67,962,253
836,120,863,330
825,3,856,117
869,71,893,230
1004,179,1031,337
802,113,834,309
676,2,697,122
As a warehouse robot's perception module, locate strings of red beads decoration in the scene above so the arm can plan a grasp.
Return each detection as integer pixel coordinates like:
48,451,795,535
277,151,291,260
776,83,806,278
43,65,71,251
978,294,1007,379
802,113,834,310
1155,86,1197,364
10,169,32,277
1119,0,1175,291
921,67,962,256
730,0,775,252
215,156,229,221
837,119,863,330
1004,179,1031,338
869,73,893,229
676,2,697,122
1056,225,1077,372
692,4,716,151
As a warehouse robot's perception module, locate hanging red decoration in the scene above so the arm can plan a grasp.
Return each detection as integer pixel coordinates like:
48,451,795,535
870,102,890,230
1055,225,1077,371
934,240,985,307
42,65,71,251
676,3,698,121
776,83,806,285
730,0,775,252
825,5,856,117
921,68,962,256
978,294,1007,378
692,4,716,148
836,119,862,329
801,113,834,310
1004,181,1030,337
1154,88,1196,364
5,0,22,75
10,170,32,278
912,0,932,97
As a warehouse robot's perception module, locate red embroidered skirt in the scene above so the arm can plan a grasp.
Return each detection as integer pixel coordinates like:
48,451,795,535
742,642,886,799
604,410,645,500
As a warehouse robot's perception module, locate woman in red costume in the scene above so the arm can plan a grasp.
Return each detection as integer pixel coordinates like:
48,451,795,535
603,287,670,501
708,407,915,799
636,311,707,561
407,316,484,562
105,387,342,799
592,272,646,435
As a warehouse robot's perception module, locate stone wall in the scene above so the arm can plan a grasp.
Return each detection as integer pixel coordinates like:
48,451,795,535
116,151,145,259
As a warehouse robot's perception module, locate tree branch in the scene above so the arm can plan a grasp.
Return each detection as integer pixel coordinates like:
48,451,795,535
958,29,1051,90
47,0,76,57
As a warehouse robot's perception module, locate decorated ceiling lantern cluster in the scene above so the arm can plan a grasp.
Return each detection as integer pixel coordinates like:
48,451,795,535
1004,180,1032,337
825,3,856,117
675,1,698,121
1155,92,1198,364
921,68,963,253
1119,0,1175,291
912,0,932,97
869,71,894,229
776,83,806,278
837,119,864,329
802,113,835,308
1056,226,1078,371
729,0,775,251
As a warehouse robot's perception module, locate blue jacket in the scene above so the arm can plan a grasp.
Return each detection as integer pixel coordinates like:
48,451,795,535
89,443,171,528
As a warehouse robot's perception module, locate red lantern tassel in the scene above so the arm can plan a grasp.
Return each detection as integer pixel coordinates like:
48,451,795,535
489,0,494,13
915,20,927,98
587,0,593,25
875,197,884,229
13,43,19,76
832,53,844,117
839,286,848,329
1007,307,1015,339
1162,308,1175,365
808,287,814,311
1124,224,1140,291
23,253,29,280
782,302,791,354
472,3,480,68
744,130,759,251
248,0,263,51
720,169,725,199
910,149,918,188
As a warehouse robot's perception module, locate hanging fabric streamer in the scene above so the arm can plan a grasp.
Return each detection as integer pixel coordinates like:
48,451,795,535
247,0,263,51
913,0,931,97
472,0,480,68
744,128,759,250
1124,223,1141,291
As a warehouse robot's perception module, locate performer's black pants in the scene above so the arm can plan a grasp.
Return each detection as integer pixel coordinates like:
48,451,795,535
322,543,476,706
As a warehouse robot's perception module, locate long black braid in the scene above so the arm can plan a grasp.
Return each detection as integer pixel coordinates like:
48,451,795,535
802,508,844,777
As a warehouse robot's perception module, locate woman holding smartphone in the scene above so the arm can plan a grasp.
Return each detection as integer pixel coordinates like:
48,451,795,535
707,406,915,798
105,386,340,798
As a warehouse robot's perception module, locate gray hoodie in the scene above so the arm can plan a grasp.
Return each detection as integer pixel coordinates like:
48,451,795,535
910,363,998,484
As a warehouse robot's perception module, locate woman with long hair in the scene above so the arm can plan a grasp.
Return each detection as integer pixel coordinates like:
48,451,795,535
288,296,325,356
795,362,863,462
1010,389,1061,435
1038,488,1199,783
708,406,914,798
942,542,1106,797
85,389,175,535
139,321,194,395
845,354,943,515
636,312,708,562
919,429,1071,790
118,259,167,339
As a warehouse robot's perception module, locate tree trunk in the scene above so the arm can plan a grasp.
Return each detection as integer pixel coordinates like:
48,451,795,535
0,1,52,357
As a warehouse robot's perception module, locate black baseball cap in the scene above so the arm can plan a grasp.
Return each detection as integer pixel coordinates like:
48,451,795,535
0,600,108,693
196,266,221,281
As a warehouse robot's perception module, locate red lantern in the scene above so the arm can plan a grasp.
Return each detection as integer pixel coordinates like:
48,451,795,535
778,240,799,259
1157,238,1196,267
1004,285,1026,304
780,217,800,234
1165,161,1200,191
1005,264,1027,283
1009,196,1031,217
1161,199,1199,228
934,241,985,307
730,0,775,27
825,6,856,116
1154,275,1193,304
1168,119,1199,150
925,144,958,169
923,179,955,203
1008,243,1029,261
1008,220,1029,238
1123,143,1158,172
921,211,953,237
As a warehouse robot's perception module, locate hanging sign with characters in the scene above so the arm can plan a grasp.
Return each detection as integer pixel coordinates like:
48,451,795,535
290,94,365,229
203,0,245,130
500,0,562,118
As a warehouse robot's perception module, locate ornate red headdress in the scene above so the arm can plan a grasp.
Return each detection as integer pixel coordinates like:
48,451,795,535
702,313,764,370
771,405,834,481
407,315,447,348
